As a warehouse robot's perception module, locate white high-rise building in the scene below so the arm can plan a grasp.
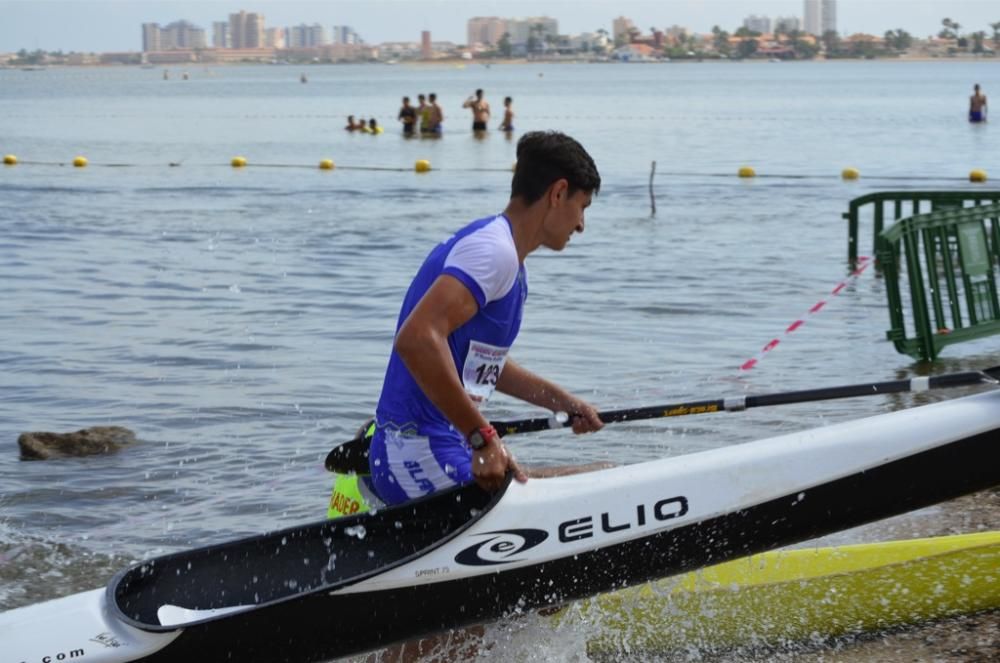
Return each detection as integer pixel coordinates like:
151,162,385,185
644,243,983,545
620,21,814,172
774,16,801,33
142,20,206,51
142,23,161,52
804,0,836,35
821,0,837,35
332,26,361,45
287,23,328,48
212,21,230,48
467,17,507,47
229,11,265,49
803,0,821,35
743,15,772,34
612,16,635,43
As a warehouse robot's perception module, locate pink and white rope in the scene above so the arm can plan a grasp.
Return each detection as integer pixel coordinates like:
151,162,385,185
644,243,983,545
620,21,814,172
739,256,873,371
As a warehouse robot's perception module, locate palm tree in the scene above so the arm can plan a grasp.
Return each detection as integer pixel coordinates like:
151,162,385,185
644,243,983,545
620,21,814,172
990,21,1000,48
939,18,957,40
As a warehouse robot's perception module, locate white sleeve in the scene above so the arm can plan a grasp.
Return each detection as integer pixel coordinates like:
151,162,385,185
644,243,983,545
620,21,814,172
444,221,519,304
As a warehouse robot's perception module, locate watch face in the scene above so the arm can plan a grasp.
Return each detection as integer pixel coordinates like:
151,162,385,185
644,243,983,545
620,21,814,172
469,431,486,450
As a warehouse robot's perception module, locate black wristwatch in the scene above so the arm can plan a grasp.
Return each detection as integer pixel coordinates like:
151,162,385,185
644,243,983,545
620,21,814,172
468,425,498,451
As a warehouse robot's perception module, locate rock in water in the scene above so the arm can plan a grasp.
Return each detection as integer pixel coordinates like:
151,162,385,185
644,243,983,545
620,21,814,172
18,426,137,460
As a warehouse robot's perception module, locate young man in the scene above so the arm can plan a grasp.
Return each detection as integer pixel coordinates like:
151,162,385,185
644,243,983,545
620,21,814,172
499,96,515,133
398,96,416,136
462,88,491,133
368,131,604,505
416,94,431,135
428,92,444,135
970,84,988,123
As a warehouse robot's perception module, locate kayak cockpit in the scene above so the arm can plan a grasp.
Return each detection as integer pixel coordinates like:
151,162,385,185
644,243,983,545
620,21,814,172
110,481,498,630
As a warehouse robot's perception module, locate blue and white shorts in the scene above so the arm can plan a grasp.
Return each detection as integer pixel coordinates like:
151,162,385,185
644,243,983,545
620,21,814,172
368,422,472,506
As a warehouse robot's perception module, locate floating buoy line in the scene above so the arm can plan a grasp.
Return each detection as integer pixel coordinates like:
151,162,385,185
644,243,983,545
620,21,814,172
0,154,990,183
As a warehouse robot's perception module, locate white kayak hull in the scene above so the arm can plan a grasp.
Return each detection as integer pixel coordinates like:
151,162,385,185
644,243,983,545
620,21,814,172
3,389,999,662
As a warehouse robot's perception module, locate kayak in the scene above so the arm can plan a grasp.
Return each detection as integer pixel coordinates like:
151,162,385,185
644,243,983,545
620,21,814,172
574,530,1000,654
2,389,999,663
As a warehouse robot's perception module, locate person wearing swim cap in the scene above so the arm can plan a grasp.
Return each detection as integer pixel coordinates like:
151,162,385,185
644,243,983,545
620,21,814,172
368,131,607,504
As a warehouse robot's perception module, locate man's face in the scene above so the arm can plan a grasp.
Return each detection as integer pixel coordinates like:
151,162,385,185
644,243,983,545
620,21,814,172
542,185,593,251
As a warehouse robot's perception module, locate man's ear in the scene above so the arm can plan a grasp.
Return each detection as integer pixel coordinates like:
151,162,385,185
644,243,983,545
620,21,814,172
548,179,569,207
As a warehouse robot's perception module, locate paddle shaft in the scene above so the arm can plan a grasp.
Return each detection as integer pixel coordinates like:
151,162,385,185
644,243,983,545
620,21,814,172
326,367,1000,474
496,369,998,435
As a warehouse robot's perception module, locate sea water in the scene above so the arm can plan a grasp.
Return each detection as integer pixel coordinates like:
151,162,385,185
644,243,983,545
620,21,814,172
0,61,997,658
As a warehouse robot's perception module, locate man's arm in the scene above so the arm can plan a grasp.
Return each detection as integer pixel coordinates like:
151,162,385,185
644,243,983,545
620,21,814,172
394,274,526,490
496,358,603,434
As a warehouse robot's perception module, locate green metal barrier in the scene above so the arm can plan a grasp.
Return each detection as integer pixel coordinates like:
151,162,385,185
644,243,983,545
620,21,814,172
845,191,1000,264
877,202,1000,361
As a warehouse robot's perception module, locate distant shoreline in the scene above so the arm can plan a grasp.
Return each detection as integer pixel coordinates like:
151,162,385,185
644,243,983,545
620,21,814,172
2,54,996,70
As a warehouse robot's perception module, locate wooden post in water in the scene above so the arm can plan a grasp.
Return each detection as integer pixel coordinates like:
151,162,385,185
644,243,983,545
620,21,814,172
649,160,657,217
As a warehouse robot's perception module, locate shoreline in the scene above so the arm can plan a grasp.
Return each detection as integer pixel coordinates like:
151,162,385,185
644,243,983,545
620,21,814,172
2,54,998,70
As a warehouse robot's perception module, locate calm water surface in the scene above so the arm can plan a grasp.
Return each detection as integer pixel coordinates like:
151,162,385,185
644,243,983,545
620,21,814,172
0,62,998,658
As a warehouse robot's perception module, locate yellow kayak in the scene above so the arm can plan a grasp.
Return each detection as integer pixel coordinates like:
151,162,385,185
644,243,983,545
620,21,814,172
567,531,1000,654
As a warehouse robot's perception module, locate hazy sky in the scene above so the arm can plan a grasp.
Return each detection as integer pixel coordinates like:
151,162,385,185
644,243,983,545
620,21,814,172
2,1,998,53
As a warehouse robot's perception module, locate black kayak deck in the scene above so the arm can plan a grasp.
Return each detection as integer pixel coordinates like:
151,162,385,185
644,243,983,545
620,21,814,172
111,480,500,629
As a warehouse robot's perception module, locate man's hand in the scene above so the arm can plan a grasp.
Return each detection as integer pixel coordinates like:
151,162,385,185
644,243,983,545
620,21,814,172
471,440,527,492
563,398,604,434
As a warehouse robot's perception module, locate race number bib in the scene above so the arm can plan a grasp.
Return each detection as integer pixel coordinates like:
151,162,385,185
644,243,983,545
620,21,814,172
462,340,509,406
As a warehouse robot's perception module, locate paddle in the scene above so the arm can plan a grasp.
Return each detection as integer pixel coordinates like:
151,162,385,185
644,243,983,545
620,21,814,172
324,366,1000,475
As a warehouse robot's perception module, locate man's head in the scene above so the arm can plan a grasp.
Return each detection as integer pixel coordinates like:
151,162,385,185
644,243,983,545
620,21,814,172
974,83,981,93
418,94,426,103
504,96,512,106
475,89,483,99
402,96,410,105
429,93,437,103
511,131,600,205
510,132,601,251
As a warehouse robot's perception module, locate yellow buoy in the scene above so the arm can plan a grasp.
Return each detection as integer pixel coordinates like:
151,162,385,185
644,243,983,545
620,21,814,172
3,154,17,165
231,156,247,168
415,159,431,173
737,166,756,178
319,159,335,170
841,167,860,181
72,156,88,168
970,169,988,183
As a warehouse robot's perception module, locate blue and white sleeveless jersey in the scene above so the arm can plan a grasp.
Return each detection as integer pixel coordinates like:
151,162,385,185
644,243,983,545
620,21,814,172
375,213,527,436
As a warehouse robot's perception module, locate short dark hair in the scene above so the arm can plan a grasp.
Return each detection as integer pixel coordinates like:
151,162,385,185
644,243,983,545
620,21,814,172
403,96,410,103
511,132,601,204
429,93,437,102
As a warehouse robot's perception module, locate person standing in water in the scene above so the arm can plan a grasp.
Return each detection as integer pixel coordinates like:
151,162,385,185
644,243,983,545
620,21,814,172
428,93,444,135
499,96,515,133
398,97,416,137
417,94,432,136
463,89,491,133
970,84,988,123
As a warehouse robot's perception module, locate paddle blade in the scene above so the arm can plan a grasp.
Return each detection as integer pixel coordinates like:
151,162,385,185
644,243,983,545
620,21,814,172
324,435,370,475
